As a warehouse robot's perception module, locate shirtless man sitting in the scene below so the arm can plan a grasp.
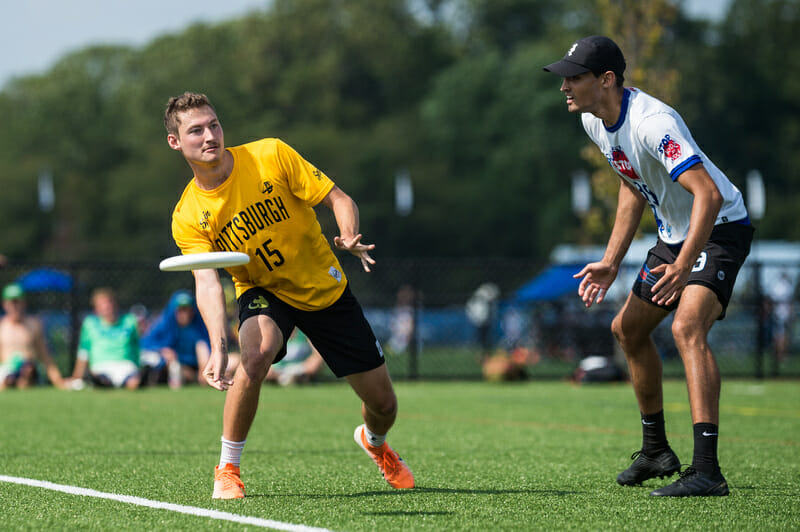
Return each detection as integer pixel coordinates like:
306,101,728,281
0,283,66,390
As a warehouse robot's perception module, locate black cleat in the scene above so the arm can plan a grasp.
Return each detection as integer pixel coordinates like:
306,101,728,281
616,448,681,486
650,466,729,497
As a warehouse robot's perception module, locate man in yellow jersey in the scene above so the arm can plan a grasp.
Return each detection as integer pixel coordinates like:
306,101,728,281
164,92,414,499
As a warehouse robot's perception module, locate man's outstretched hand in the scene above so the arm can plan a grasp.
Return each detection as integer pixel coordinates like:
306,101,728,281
573,261,618,308
334,234,376,272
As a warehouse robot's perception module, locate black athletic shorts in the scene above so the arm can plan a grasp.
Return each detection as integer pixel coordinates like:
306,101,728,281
632,221,754,320
237,284,384,377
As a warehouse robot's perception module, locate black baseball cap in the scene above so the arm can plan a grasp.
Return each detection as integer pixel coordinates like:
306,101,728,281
543,36,626,77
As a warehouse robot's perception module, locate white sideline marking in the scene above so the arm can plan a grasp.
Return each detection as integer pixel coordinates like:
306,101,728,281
0,475,333,531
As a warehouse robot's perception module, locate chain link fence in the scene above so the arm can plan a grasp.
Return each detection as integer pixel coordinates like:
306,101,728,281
1,256,797,383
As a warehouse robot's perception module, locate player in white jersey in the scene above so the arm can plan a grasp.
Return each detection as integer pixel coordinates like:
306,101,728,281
545,36,754,497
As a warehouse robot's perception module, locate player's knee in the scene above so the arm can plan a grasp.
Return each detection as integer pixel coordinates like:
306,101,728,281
610,314,633,345
671,317,703,348
611,313,651,354
239,346,275,381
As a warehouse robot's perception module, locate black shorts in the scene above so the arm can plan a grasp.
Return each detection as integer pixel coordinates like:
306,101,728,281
632,221,754,319
238,284,384,377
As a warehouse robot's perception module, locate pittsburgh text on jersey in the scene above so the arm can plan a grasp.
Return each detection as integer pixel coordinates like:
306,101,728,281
212,196,290,252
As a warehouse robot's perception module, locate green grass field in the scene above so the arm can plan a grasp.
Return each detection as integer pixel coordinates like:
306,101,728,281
1,379,798,530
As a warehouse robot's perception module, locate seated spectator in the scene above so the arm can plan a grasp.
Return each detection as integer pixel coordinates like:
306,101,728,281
71,288,141,390
481,346,540,382
0,283,66,390
265,329,324,386
141,290,211,388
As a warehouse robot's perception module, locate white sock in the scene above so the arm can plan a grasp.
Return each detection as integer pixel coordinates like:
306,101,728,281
364,426,386,448
219,437,246,468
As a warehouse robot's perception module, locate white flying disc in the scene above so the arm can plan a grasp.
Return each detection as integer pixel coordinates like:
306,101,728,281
159,252,250,272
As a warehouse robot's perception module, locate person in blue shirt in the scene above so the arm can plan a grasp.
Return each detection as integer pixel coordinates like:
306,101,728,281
141,291,211,388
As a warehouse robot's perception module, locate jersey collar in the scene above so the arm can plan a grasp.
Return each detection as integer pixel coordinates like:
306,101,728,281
604,88,631,133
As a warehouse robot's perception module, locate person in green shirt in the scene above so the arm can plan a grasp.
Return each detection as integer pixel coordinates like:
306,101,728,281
71,288,141,390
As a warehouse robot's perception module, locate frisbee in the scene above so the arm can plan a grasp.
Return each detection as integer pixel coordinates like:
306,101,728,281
159,252,250,272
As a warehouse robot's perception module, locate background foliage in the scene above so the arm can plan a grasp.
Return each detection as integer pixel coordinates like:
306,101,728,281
1,0,797,263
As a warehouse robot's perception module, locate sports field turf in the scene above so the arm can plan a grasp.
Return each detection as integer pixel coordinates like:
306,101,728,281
1,380,798,530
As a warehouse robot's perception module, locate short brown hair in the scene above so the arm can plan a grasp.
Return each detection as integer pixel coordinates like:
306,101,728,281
91,287,116,305
164,92,216,136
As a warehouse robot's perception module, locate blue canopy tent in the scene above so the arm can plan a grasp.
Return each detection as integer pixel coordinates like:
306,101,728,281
512,264,583,303
507,263,616,361
16,268,73,293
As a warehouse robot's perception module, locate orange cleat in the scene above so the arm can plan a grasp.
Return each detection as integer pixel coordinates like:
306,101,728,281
354,424,415,489
212,463,246,499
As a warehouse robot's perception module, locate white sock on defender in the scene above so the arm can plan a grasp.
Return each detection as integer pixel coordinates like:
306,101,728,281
364,426,386,448
220,437,246,467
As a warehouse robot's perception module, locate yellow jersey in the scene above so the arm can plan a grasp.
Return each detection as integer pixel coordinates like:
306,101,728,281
171,138,347,310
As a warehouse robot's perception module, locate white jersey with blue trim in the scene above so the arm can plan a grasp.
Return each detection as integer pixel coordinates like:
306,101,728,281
581,87,748,245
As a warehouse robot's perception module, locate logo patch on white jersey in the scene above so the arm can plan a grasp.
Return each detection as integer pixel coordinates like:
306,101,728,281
658,135,682,161
608,146,641,180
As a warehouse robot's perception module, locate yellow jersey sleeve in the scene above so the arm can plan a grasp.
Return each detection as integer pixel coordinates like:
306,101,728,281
170,138,347,310
274,139,335,206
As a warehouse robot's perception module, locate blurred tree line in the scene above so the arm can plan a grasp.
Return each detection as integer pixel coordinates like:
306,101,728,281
0,0,796,265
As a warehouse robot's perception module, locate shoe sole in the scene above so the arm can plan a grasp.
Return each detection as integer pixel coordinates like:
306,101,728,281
650,488,730,497
212,483,245,499
212,492,245,500
650,481,729,497
617,466,680,486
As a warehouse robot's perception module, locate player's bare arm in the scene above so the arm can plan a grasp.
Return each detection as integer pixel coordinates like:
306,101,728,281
574,180,646,307
70,357,88,381
321,185,376,273
649,164,723,306
193,268,233,391
31,318,66,389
